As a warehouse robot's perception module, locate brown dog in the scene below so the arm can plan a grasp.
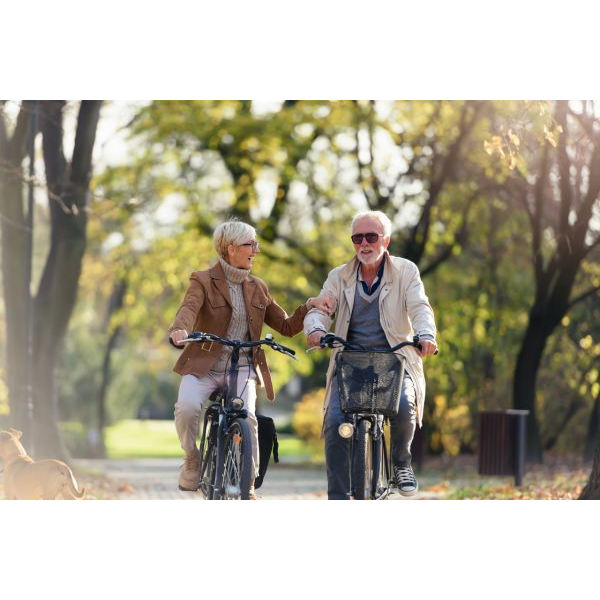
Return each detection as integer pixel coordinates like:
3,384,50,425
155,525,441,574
0,428,85,500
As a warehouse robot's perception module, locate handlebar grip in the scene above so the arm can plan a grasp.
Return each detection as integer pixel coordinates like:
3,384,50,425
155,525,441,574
319,333,336,347
278,343,296,356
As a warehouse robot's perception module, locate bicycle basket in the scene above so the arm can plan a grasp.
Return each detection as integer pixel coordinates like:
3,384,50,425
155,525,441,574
335,351,404,417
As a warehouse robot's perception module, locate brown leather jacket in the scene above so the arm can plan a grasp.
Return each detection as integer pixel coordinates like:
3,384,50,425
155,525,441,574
170,261,308,400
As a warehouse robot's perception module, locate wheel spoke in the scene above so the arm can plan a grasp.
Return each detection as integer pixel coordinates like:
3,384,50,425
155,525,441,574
223,424,246,499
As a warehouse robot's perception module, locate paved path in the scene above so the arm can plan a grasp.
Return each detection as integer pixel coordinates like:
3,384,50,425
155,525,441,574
74,458,448,500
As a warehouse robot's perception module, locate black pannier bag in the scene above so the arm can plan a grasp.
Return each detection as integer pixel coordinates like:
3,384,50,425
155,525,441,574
255,414,279,489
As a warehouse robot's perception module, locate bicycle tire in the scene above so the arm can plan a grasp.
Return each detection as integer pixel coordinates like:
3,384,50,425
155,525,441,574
372,432,390,500
353,419,373,500
215,418,253,500
198,414,218,499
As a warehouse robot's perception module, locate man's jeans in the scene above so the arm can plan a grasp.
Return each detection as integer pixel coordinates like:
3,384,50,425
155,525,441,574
323,371,417,500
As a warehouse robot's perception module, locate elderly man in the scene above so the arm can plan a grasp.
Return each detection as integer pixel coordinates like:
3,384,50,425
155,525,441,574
305,210,437,499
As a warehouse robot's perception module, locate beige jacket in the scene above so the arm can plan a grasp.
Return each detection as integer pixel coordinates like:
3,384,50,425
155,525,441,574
303,252,436,427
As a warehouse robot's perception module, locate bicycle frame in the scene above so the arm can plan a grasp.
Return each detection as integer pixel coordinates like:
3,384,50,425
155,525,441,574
181,331,296,500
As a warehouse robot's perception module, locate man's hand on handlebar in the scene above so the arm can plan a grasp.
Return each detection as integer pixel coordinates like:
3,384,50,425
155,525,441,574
416,339,438,357
307,330,325,349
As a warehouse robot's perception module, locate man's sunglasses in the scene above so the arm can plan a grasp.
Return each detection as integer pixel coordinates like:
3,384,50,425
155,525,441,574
240,241,260,250
351,232,384,244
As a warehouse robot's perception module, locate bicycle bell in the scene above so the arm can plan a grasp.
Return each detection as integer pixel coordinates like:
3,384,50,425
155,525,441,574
231,397,245,410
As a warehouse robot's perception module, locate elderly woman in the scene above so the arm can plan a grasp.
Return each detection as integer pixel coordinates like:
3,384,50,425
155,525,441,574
169,220,335,497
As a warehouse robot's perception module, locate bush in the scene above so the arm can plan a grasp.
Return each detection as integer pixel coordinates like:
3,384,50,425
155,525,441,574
292,388,326,445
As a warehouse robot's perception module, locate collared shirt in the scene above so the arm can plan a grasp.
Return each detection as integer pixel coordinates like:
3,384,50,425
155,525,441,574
357,258,385,295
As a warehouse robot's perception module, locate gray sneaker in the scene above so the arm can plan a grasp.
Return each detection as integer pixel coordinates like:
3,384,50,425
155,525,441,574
394,465,418,497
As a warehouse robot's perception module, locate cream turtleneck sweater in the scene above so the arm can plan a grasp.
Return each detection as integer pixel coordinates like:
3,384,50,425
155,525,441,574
212,257,252,372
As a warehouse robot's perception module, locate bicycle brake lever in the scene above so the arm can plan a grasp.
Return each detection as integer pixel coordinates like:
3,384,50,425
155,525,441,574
273,343,297,360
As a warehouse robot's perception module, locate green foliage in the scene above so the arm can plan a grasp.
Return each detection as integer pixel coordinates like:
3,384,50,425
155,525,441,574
292,387,325,448
38,100,598,461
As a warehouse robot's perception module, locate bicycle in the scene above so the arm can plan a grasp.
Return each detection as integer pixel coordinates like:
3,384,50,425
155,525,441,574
312,333,434,500
177,331,296,500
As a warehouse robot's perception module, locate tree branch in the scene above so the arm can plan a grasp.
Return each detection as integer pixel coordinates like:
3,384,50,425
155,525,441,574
569,284,600,309
582,233,600,259
8,101,34,164
555,101,573,257
420,191,477,277
352,100,381,210
70,100,102,202
532,142,551,288
402,101,442,179
573,142,600,250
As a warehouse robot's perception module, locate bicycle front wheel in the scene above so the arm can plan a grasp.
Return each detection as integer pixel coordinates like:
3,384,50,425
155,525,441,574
217,418,253,500
372,432,390,500
353,419,373,500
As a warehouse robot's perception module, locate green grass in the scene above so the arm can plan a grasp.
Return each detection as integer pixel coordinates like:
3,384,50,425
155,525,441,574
102,419,322,463
105,420,182,459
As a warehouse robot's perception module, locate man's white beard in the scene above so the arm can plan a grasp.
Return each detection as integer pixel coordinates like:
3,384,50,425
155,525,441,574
357,250,383,266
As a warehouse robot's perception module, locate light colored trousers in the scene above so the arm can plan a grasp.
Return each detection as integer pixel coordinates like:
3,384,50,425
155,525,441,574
174,367,259,478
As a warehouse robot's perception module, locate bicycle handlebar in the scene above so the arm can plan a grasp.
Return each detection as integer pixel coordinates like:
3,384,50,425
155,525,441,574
176,331,298,360
309,333,438,355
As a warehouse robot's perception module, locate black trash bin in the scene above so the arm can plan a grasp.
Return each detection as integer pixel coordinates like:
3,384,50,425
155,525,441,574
478,410,529,486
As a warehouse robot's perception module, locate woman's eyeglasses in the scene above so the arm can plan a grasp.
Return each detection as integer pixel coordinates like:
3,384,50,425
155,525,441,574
351,233,383,244
240,241,260,250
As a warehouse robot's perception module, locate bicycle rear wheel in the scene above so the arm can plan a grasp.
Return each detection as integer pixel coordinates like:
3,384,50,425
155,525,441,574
198,412,218,499
216,418,253,500
353,419,373,500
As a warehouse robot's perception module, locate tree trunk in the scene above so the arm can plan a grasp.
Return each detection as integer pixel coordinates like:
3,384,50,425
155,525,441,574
30,100,102,459
512,316,550,462
0,103,34,444
32,351,70,459
579,437,600,499
95,277,128,457
584,395,600,462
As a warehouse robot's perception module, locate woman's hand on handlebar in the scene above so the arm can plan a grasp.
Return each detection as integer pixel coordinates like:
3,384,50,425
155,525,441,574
169,329,189,348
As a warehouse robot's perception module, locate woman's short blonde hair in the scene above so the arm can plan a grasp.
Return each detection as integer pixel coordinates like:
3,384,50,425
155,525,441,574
351,210,392,238
213,220,256,259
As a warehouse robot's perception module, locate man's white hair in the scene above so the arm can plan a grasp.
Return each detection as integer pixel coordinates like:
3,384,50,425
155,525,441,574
351,211,392,237
213,220,256,258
